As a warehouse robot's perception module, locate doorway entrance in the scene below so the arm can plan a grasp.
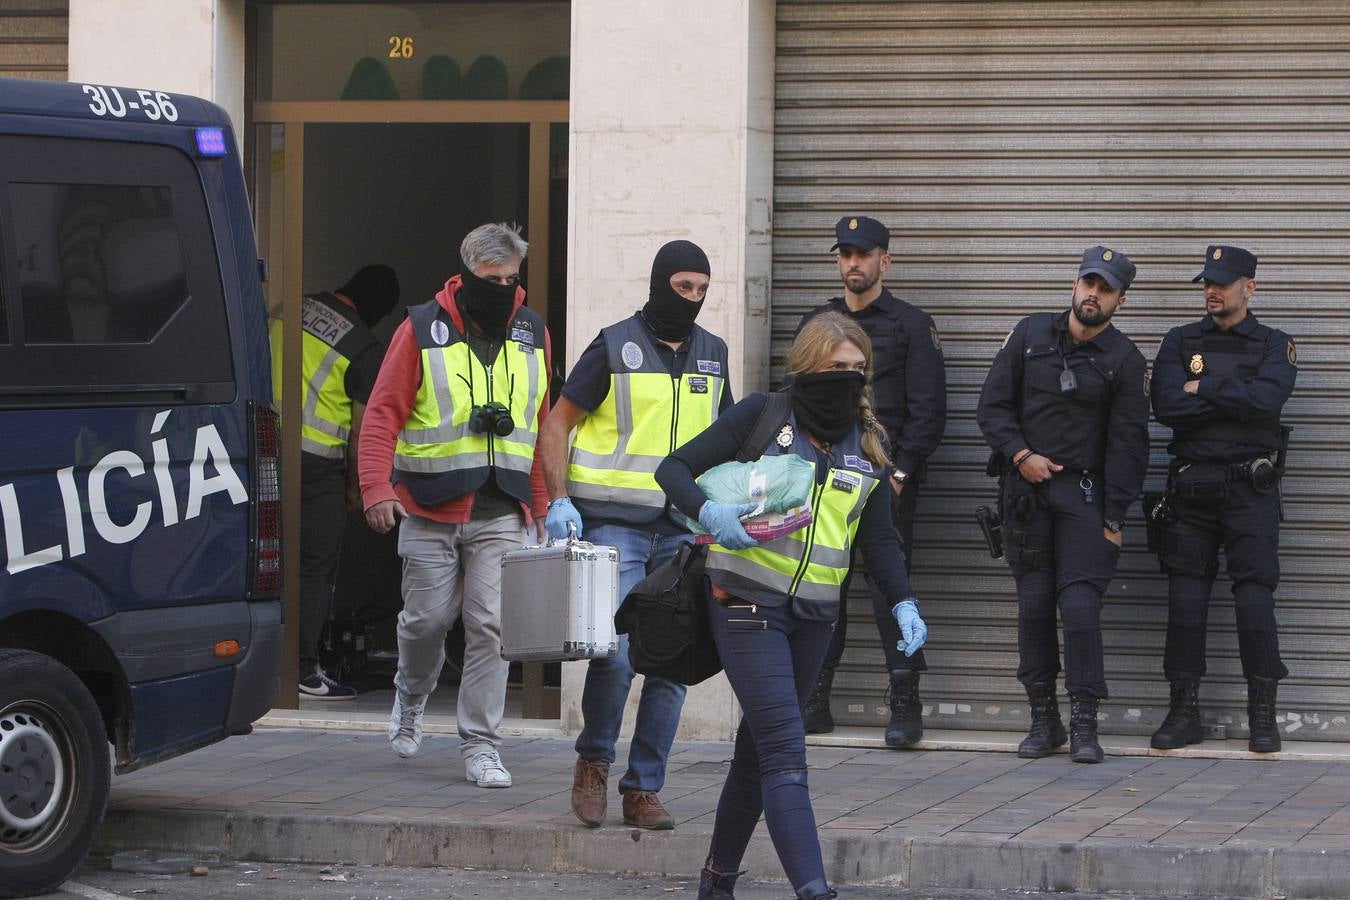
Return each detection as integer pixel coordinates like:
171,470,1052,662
252,4,569,716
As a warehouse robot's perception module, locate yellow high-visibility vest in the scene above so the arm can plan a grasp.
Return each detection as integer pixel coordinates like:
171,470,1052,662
567,315,728,525
392,299,547,507
706,411,879,620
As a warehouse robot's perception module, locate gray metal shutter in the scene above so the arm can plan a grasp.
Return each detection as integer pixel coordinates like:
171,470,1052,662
773,1,1350,741
0,0,67,81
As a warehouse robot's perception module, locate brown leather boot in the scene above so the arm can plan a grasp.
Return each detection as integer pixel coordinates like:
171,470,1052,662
622,790,675,830
570,757,609,827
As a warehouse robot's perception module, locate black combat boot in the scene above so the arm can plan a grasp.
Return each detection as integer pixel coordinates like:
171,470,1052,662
1150,675,1203,749
697,865,744,899
802,668,835,734
1247,676,1281,753
884,669,924,747
1017,681,1067,758
1069,694,1103,764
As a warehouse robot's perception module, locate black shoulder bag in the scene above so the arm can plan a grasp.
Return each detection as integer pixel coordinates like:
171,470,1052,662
614,392,790,685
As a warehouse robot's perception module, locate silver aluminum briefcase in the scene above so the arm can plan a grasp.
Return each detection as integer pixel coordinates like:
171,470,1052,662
499,532,620,662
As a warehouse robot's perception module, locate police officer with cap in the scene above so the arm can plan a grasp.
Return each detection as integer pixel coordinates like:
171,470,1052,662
796,215,946,748
1148,245,1297,754
977,246,1150,763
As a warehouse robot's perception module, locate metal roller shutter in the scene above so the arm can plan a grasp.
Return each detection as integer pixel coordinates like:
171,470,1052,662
773,1,1350,741
0,0,67,81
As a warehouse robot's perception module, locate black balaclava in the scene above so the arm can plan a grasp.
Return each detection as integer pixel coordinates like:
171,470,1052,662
457,266,517,340
791,370,865,445
339,264,400,327
640,240,710,342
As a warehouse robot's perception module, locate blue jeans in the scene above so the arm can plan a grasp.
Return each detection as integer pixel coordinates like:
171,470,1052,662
705,593,833,894
574,523,691,793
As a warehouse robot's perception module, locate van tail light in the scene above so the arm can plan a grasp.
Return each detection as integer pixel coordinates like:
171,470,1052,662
248,401,282,597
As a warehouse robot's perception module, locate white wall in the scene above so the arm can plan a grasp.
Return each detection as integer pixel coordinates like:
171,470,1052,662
562,0,776,741
68,0,246,135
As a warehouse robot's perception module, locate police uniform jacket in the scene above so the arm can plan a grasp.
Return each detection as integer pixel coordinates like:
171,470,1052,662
1151,314,1297,464
797,288,946,475
976,311,1150,524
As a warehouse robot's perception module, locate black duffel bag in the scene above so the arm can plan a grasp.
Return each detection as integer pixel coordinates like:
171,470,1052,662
614,541,722,686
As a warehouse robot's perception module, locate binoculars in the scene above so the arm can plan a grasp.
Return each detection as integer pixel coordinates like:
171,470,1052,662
469,401,515,437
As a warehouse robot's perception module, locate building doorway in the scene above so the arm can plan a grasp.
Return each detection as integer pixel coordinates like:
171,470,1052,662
252,1,569,717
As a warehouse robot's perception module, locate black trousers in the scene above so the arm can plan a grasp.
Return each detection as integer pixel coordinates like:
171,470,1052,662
1004,470,1120,699
1161,477,1287,681
821,481,924,673
299,453,347,677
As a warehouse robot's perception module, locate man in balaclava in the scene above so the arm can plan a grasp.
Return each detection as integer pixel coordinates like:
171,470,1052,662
536,239,733,830
270,263,399,701
359,223,554,789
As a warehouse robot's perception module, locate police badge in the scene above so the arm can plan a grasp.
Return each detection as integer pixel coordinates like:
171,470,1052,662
775,423,794,449
1188,353,1205,376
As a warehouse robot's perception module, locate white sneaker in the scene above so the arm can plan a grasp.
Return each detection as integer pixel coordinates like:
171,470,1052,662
465,749,512,788
388,690,428,758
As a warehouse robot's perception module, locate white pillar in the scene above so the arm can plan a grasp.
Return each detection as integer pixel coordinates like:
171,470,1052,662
563,0,776,741
68,0,246,134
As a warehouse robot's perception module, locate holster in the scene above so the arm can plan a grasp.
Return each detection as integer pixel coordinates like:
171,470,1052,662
1142,491,1173,555
975,505,1003,559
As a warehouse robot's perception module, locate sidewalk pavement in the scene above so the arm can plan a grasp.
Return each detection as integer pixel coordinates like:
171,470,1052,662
97,723,1350,899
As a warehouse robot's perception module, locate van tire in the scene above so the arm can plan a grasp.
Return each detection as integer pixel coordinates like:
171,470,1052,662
0,649,110,898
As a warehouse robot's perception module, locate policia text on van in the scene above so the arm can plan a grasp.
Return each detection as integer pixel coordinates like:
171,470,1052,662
0,78,282,898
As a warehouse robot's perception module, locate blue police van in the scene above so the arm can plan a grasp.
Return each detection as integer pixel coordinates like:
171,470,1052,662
0,78,282,897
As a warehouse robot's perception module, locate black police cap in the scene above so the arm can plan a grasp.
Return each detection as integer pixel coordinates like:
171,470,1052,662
831,216,889,253
1078,245,1136,291
1192,245,1257,284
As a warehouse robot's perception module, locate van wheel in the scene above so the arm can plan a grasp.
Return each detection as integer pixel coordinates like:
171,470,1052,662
0,649,110,899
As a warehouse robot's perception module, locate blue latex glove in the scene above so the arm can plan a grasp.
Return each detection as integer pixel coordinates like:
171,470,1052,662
698,501,759,550
893,599,927,657
545,497,584,541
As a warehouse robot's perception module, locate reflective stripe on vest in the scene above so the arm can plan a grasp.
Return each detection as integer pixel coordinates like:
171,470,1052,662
567,317,727,512
705,412,877,605
392,299,546,505
268,294,361,460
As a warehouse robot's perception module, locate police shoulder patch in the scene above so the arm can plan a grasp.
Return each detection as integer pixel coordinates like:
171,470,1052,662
1287,337,1298,366
1001,329,1014,350
929,323,942,352
430,320,450,346
621,341,644,370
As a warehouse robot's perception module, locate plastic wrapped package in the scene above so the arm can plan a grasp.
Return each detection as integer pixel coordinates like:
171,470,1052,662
682,455,815,542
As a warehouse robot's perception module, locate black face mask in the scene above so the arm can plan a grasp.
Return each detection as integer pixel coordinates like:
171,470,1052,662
640,239,710,342
457,268,517,339
791,370,866,445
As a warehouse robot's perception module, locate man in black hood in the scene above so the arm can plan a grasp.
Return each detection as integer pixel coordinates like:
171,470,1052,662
537,240,734,830
270,263,399,700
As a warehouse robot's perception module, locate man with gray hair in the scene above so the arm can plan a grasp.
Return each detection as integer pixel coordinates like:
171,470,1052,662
360,223,552,787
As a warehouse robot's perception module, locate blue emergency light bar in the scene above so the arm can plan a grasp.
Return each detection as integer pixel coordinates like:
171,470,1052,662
195,127,227,157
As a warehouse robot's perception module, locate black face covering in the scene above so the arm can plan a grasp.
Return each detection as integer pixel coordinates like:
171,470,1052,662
640,240,710,342
791,370,866,445
457,267,517,339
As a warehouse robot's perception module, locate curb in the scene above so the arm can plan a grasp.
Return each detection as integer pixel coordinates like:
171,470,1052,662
95,807,1350,898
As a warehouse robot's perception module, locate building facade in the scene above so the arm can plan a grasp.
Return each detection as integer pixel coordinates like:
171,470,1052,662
21,0,1350,742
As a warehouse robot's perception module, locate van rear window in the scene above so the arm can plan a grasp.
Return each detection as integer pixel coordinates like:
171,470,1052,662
0,136,234,406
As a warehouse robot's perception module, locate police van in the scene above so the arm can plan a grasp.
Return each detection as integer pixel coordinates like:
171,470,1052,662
0,78,282,897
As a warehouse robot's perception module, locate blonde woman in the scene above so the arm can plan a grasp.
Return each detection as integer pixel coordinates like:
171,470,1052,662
656,312,926,900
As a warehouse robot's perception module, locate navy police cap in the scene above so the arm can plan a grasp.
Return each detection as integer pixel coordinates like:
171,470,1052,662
1078,245,1136,291
1193,245,1257,283
831,215,889,253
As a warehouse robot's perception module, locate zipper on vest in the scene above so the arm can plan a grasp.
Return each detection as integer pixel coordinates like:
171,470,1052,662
787,477,827,599
668,374,681,452
485,363,495,467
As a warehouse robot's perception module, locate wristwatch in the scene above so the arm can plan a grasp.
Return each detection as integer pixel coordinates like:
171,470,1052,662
891,469,909,485
1104,519,1123,534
